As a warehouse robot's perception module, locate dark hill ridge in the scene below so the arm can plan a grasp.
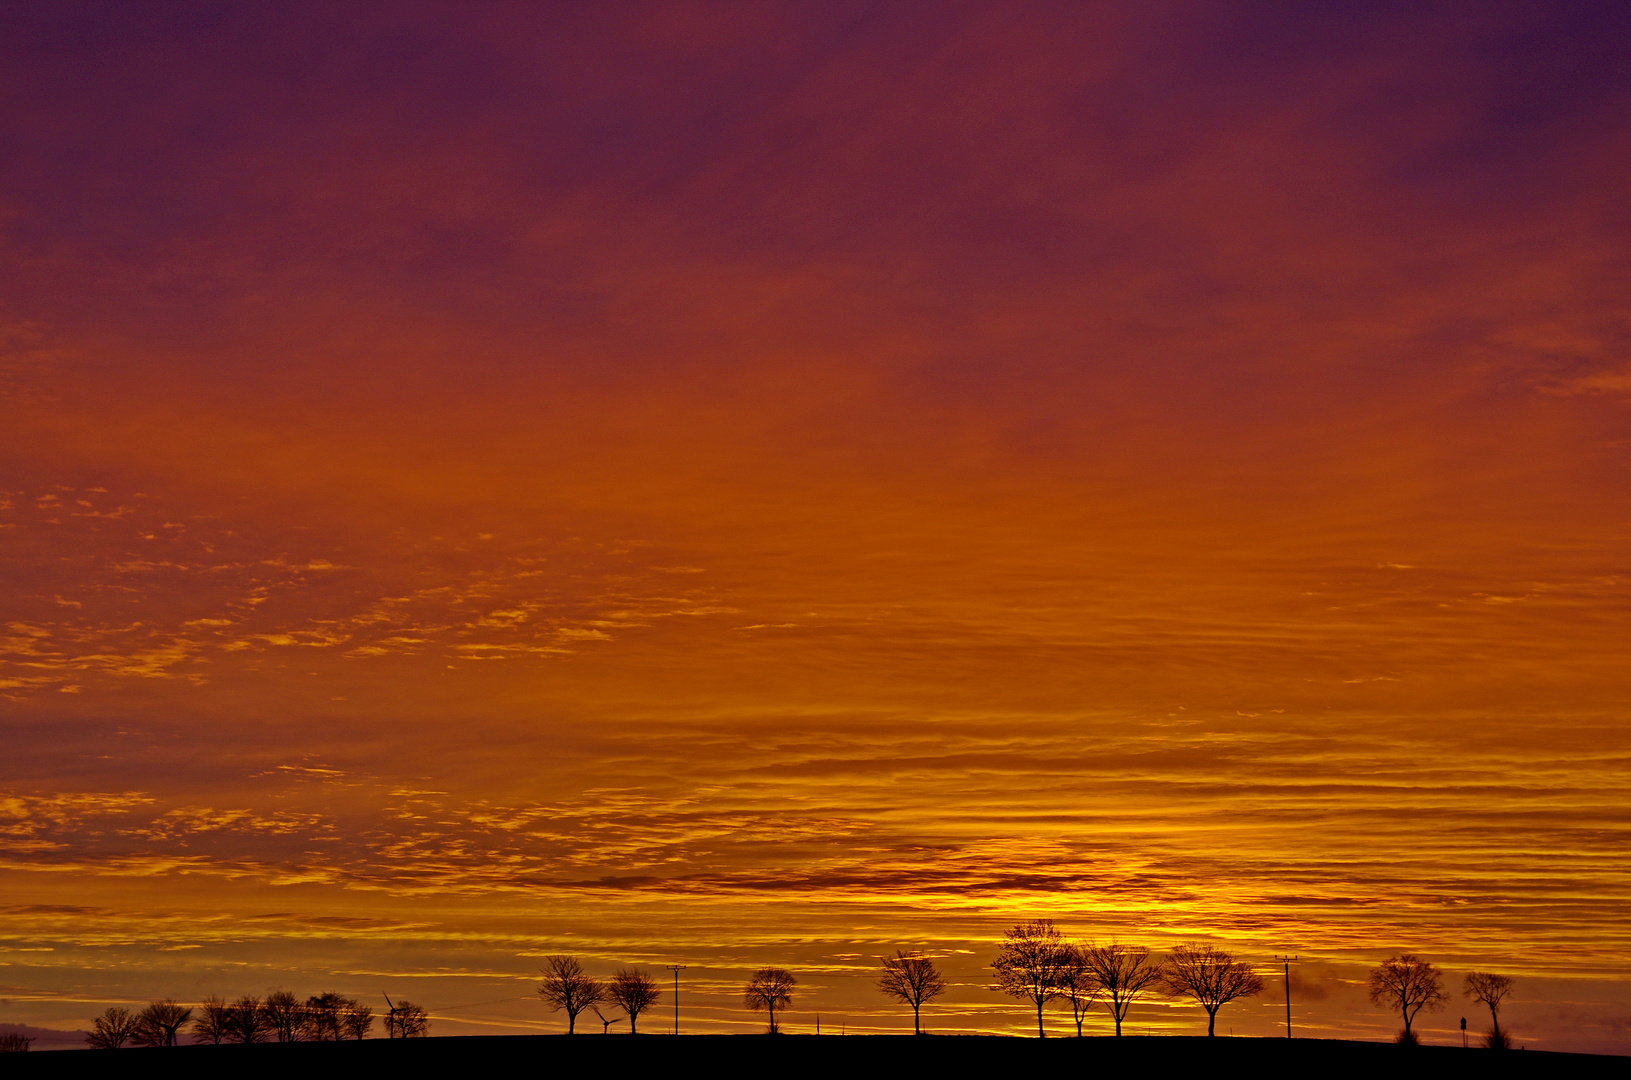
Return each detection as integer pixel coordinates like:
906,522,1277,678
6,1034,1624,1075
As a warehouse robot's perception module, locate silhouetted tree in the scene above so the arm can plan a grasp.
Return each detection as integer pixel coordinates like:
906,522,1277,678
262,990,305,1043
192,995,233,1044
876,951,948,1035
1368,954,1447,1042
1464,972,1514,1049
1081,943,1163,1036
607,968,660,1034
133,1000,193,1047
0,1032,30,1052
992,920,1072,1037
383,997,429,1038
744,967,797,1034
1055,945,1102,1037
225,995,269,1044
342,999,374,1040
301,992,347,1041
87,1007,139,1049
539,956,605,1034
1162,944,1264,1036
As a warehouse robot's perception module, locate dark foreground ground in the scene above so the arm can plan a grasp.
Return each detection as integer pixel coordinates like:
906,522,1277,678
8,1034,1624,1077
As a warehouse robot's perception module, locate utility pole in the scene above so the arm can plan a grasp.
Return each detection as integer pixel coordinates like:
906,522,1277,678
1274,955,1298,1038
666,965,687,1035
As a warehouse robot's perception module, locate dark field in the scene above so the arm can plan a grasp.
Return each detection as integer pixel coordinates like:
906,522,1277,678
8,1036,1624,1077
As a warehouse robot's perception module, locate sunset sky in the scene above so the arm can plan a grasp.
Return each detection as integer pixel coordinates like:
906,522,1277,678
2,1,1628,1051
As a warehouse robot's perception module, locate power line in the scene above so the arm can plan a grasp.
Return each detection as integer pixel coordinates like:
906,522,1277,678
666,965,687,1035
424,995,534,1013
1273,955,1299,1039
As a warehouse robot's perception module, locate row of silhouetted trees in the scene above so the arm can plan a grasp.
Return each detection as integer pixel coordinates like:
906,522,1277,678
989,921,1256,1038
1371,955,1515,1048
535,956,801,1035
983,921,1514,1045
536,921,1518,1046
86,992,428,1048
70,927,1519,1048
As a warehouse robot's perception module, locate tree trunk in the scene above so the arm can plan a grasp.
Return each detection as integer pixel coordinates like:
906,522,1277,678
630,1014,637,1035
567,1011,576,1034
768,1002,776,1034
1207,1008,1217,1036
1113,1006,1123,1036
912,1004,921,1035
1035,999,1045,1037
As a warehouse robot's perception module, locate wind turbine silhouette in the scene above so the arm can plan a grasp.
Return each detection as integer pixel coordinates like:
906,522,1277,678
592,1006,624,1034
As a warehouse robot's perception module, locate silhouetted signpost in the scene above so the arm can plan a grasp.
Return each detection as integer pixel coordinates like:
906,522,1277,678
1461,1016,1468,1048
666,965,686,1035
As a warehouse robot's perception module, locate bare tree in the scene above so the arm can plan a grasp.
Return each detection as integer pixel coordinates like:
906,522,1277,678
1081,943,1164,1036
744,967,797,1034
877,951,948,1035
1368,954,1447,1042
224,995,268,1043
301,992,348,1041
992,920,1073,1037
191,995,233,1044
132,1000,193,1047
539,955,606,1034
383,996,429,1038
1464,972,1514,1048
1055,945,1102,1037
86,1007,140,1049
262,990,305,1043
1161,944,1264,1036
607,967,661,1034
0,1032,30,1053
342,999,374,1040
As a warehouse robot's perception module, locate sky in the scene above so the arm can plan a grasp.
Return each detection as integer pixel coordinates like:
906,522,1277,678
1,0,1628,1052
